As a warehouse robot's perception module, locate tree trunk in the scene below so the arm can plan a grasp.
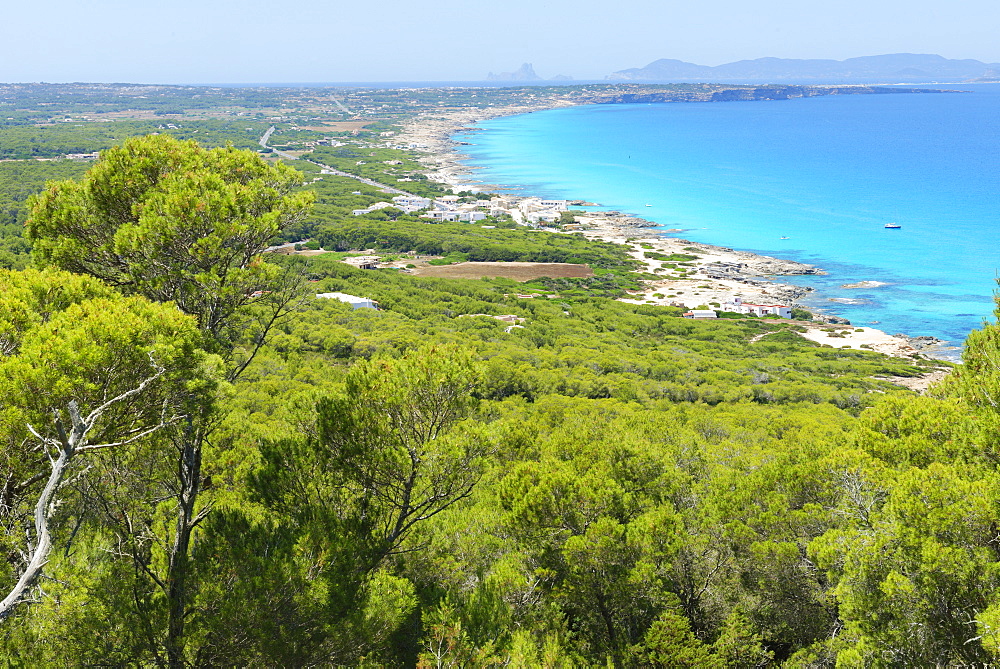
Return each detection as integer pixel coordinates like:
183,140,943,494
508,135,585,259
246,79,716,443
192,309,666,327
165,432,202,668
0,443,71,621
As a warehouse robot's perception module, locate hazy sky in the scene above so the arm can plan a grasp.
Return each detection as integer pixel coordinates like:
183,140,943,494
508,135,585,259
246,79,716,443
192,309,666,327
6,0,1000,83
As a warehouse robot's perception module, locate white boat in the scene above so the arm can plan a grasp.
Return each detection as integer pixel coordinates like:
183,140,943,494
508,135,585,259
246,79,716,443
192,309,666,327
884,223,901,229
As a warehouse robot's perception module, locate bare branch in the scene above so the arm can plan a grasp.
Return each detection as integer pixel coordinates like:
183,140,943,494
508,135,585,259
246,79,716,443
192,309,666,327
77,417,182,453
81,355,166,428
0,443,70,621
189,503,214,530
1,359,179,622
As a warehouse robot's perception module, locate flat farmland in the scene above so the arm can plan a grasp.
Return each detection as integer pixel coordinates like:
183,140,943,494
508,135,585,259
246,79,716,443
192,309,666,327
410,262,594,281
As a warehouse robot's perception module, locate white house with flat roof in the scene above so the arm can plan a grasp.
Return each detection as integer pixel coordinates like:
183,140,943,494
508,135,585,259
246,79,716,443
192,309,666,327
525,211,560,223
316,292,379,310
423,210,461,222
393,195,431,209
351,201,397,216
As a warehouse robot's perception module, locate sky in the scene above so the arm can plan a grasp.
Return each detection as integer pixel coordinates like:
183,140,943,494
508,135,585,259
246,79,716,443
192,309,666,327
5,0,1000,84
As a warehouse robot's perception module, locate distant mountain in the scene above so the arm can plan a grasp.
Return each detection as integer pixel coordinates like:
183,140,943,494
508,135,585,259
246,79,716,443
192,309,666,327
608,54,1000,83
487,63,542,81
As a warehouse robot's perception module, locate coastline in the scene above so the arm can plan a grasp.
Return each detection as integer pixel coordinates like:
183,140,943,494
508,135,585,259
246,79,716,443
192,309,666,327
393,105,953,366
396,101,577,189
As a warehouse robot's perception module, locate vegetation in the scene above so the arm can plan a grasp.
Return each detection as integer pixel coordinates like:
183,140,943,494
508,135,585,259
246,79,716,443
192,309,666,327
0,119,270,159
644,251,700,262
0,160,90,269
1,87,997,667
12,136,314,665
316,217,634,268
308,146,444,198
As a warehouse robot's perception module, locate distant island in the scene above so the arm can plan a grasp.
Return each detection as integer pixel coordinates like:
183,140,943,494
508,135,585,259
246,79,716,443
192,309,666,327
487,63,573,82
607,53,1000,83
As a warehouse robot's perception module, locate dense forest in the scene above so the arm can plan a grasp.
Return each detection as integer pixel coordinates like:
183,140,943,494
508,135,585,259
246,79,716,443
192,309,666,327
0,160,90,269
2,131,998,667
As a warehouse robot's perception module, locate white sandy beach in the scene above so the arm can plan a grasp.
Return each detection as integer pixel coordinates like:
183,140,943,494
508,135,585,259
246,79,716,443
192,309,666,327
577,227,938,362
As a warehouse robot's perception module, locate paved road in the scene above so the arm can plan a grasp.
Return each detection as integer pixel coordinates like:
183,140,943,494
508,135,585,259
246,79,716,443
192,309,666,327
258,127,422,197
259,126,276,149
330,97,351,114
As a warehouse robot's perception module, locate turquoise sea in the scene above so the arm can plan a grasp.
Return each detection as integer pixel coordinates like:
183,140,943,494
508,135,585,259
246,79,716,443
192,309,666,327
455,85,1000,358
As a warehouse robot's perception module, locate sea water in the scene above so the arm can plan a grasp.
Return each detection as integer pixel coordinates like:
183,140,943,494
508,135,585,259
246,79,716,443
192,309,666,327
455,85,1000,357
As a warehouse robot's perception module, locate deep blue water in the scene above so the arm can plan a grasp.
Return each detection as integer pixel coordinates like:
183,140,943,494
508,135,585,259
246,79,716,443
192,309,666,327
455,85,1000,355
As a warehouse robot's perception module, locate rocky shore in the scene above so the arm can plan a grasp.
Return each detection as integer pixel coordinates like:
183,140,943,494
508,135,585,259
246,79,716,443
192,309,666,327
578,226,820,312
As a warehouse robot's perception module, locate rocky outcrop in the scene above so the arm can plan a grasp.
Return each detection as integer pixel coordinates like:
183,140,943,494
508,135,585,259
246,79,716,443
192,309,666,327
583,211,659,228
487,64,542,81
894,334,946,351
814,314,852,325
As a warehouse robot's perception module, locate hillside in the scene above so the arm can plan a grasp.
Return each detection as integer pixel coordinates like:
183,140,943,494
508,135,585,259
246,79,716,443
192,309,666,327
608,53,1000,83
3,84,1000,667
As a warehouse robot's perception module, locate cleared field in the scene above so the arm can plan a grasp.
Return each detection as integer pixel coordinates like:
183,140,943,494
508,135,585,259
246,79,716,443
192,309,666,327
302,121,371,132
410,262,594,281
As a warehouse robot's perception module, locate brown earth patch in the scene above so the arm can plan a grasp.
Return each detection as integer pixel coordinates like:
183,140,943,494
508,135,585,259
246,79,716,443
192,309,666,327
308,121,370,132
410,262,594,281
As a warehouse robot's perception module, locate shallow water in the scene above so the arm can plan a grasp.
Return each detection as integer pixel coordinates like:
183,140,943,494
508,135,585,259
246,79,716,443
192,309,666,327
456,85,1000,356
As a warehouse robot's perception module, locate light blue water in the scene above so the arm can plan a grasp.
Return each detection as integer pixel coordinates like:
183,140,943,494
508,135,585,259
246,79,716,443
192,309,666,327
456,86,1000,356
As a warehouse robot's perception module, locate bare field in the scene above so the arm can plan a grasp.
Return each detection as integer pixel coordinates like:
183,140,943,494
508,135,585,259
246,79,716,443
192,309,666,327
305,121,370,132
410,262,594,281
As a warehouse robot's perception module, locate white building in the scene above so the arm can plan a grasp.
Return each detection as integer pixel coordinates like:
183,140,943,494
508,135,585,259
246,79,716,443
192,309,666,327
392,195,431,209
316,292,379,310
423,211,461,222
342,256,380,270
351,201,397,216
683,310,718,319
525,211,560,223
722,296,792,319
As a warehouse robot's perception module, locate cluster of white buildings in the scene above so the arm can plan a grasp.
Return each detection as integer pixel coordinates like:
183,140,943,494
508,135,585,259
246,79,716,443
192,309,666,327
722,297,792,318
683,298,793,320
350,194,489,222
350,194,571,228
515,197,569,224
